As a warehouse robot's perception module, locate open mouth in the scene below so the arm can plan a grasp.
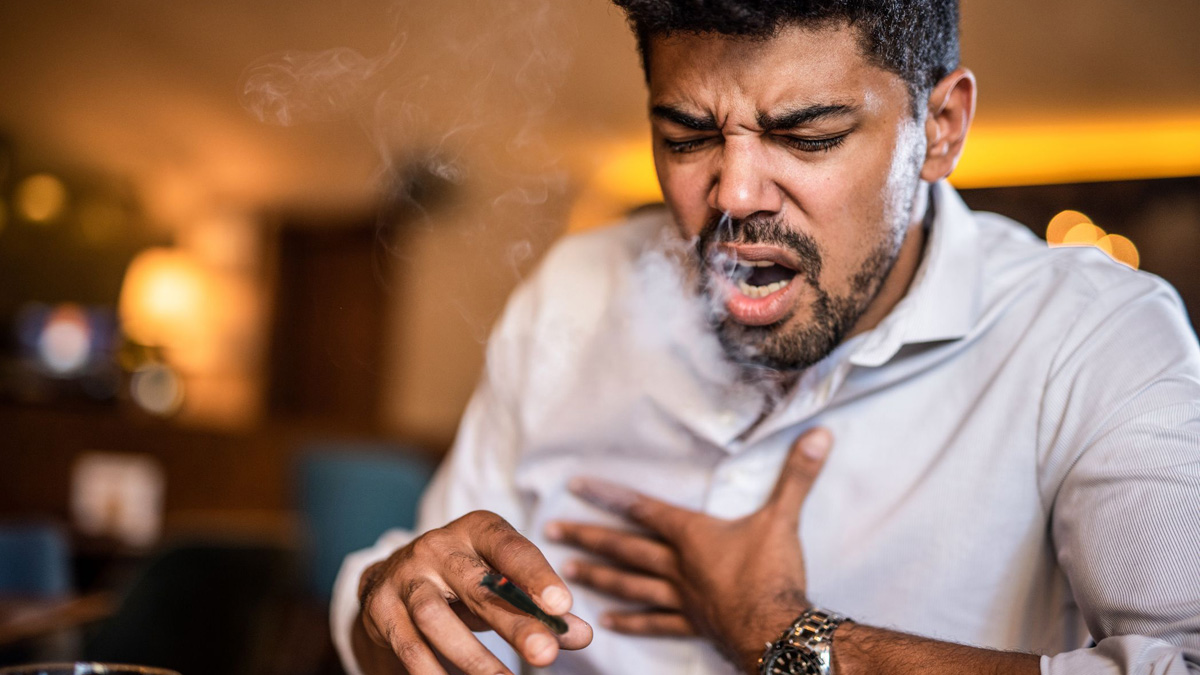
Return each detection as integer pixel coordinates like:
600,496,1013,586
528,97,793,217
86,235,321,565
713,245,805,326
733,259,800,298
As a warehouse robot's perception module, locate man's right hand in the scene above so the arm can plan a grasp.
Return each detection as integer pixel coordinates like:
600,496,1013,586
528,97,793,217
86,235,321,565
354,510,593,675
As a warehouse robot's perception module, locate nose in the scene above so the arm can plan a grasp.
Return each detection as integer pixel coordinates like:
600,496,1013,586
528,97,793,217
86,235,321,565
707,138,782,219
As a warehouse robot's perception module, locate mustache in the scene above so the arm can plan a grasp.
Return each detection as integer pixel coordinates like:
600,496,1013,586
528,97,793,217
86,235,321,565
695,213,824,283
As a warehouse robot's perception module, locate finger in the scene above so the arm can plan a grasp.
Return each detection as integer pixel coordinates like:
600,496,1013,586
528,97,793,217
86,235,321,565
765,427,833,517
566,477,696,540
364,588,449,674
406,582,515,675
563,558,682,609
450,600,490,631
546,521,678,578
443,566,576,667
456,593,592,651
467,511,573,615
600,611,695,637
557,612,594,651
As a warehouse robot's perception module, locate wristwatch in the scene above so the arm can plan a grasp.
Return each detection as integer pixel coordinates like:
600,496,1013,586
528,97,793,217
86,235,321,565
758,608,848,675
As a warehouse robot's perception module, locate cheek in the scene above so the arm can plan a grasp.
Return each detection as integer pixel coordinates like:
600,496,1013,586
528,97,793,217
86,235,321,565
656,156,713,239
798,140,907,291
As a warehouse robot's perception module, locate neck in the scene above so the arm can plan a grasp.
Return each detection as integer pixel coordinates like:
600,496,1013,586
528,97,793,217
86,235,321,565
845,183,932,340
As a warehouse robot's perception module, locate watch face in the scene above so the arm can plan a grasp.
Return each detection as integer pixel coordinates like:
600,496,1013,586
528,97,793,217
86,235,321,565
762,646,819,675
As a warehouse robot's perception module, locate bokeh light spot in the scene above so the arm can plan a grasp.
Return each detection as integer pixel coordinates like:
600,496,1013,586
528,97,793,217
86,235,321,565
1061,223,1107,246
16,173,68,224
38,304,93,375
131,363,184,416
119,248,208,347
1046,210,1092,245
1098,234,1140,269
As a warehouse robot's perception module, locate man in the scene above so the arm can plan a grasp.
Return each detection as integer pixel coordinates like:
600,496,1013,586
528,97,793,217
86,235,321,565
334,2,1200,674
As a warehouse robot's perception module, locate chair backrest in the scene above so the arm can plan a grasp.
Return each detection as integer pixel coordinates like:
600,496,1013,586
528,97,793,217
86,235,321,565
0,521,71,597
297,442,434,601
83,539,292,675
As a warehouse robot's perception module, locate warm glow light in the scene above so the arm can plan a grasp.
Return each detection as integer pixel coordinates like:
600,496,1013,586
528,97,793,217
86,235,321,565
1060,223,1107,246
119,248,209,347
16,173,69,224
952,115,1200,188
568,140,662,232
1046,210,1092,245
38,304,92,375
1098,234,1140,269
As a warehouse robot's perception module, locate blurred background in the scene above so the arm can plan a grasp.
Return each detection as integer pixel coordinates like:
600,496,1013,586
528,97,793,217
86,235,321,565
0,0,1197,672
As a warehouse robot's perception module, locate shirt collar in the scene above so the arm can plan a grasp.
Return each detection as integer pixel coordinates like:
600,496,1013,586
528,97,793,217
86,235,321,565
848,181,984,368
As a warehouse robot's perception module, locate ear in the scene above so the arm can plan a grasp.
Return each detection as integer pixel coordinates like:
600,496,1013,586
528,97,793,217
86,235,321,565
920,67,977,183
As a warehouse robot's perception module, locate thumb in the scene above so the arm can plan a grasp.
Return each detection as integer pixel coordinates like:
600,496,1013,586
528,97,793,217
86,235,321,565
764,427,833,517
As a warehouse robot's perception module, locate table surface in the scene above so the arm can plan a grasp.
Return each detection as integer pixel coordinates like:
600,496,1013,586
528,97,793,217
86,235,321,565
0,593,116,646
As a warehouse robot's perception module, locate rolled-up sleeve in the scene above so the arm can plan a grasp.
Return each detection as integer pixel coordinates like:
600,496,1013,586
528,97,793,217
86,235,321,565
331,282,536,675
1039,273,1200,673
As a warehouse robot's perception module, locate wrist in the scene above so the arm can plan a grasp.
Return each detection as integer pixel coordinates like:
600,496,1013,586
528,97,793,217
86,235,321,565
755,607,849,675
737,594,813,673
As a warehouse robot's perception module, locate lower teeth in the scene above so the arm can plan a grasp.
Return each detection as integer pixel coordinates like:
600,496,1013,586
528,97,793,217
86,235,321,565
738,278,790,298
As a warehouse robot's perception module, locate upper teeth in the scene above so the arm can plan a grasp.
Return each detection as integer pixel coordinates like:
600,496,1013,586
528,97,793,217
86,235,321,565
738,278,791,299
739,260,775,267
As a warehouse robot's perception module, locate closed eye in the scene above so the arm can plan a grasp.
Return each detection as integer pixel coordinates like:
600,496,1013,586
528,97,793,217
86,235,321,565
663,136,718,154
776,134,848,153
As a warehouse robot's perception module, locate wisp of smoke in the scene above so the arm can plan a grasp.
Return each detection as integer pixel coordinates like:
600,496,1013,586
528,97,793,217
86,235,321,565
240,39,404,127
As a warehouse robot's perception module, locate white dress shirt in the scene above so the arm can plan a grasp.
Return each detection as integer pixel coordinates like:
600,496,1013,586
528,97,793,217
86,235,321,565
333,181,1200,674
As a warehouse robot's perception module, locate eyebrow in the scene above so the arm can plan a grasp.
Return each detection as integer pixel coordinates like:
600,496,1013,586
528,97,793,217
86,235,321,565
757,104,860,131
650,105,718,131
651,102,861,133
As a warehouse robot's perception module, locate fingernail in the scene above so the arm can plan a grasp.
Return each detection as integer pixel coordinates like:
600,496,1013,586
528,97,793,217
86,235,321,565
544,521,563,540
525,633,557,661
599,614,615,629
540,585,571,613
802,430,831,460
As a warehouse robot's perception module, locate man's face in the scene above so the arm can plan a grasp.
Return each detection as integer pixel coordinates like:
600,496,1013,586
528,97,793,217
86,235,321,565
647,23,928,371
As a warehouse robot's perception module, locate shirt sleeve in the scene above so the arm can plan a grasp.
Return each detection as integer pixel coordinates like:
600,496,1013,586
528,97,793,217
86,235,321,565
331,282,537,675
1038,273,1200,674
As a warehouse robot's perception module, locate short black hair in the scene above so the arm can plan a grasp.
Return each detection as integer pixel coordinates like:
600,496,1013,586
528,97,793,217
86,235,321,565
611,0,960,116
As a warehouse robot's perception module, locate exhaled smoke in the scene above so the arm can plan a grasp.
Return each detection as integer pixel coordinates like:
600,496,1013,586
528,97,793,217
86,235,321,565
239,2,573,303
239,40,404,127
623,218,760,394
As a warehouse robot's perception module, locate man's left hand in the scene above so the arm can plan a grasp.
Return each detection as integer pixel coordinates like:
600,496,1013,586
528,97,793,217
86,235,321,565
545,427,834,672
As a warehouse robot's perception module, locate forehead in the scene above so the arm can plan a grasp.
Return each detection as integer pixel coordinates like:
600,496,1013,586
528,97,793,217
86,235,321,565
647,23,904,114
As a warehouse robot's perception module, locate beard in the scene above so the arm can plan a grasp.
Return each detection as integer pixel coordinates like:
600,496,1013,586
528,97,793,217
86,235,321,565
694,213,901,373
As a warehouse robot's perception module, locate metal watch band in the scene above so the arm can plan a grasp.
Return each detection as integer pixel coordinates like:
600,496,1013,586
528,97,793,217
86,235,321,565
758,607,848,675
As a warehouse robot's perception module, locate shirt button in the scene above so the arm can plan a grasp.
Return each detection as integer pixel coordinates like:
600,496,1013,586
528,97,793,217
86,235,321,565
718,410,737,426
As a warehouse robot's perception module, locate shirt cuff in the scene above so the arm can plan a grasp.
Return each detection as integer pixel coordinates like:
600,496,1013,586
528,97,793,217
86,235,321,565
330,529,417,675
1040,635,1199,674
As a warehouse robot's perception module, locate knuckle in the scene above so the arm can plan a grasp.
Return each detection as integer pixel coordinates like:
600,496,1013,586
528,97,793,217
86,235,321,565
411,530,454,561
463,578,494,606
490,531,530,559
464,509,506,529
446,550,487,579
407,597,444,626
391,638,425,667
